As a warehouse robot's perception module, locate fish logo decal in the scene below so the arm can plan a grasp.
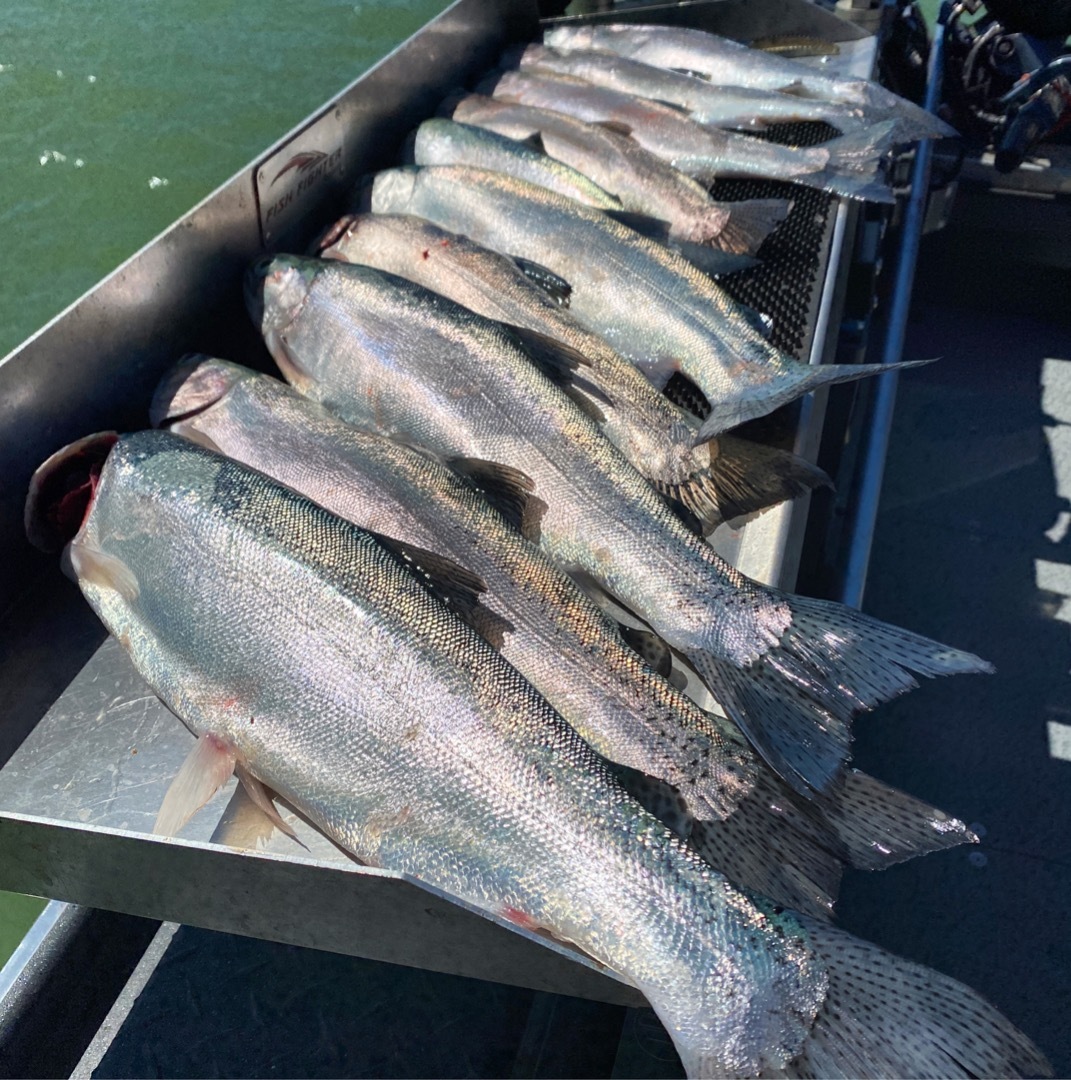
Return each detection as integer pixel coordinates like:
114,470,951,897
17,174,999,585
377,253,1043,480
270,151,330,187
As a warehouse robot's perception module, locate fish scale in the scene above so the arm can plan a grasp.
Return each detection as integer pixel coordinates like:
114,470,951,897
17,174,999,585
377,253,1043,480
63,430,826,1078
251,254,991,799
367,165,930,440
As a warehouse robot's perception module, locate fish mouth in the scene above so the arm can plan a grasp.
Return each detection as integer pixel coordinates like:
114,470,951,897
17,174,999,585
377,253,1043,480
25,432,119,553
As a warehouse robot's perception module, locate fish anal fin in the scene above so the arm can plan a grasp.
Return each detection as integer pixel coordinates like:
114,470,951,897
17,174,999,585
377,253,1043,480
519,131,547,154
595,119,634,138
154,732,238,838
234,762,305,846
68,542,140,601
445,457,534,536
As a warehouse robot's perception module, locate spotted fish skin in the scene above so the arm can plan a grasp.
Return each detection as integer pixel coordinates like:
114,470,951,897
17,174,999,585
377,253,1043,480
250,254,991,800
62,430,829,1079
155,358,757,826
542,22,958,142
320,212,831,531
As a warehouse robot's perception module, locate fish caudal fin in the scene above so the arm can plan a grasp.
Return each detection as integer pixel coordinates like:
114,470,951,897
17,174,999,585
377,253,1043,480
819,767,976,871
695,357,934,440
689,771,844,919
782,120,899,204
822,119,899,173
784,916,1053,1079
684,592,992,795
661,433,831,533
710,197,793,254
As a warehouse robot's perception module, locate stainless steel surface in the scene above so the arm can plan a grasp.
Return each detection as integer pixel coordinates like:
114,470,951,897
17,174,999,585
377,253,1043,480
0,0,873,1010
0,0,537,617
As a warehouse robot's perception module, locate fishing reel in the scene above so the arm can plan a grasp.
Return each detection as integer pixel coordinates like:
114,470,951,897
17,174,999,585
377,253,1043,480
939,0,1071,171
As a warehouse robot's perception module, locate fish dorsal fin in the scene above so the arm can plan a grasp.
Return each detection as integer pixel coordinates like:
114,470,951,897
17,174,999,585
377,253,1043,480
445,457,535,535
519,131,547,154
509,256,572,306
501,323,613,424
595,119,634,138
371,532,515,648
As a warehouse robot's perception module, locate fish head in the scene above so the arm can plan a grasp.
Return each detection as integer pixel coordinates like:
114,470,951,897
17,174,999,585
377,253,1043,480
368,166,421,216
25,431,120,557
246,254,322,393
150,354,261,454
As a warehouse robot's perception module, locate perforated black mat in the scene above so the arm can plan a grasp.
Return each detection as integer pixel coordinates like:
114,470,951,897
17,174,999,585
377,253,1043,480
665,120,843,420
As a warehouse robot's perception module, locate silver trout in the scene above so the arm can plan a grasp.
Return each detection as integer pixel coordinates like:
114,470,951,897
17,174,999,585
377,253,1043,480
409,117,623,211
448,94,792,254
248,254,991,799
27,430,1049,1080
153,357,976,917
511,43,872,134
480,68,897,204
319,211,830,531
543,22,958,142
367,165,930,440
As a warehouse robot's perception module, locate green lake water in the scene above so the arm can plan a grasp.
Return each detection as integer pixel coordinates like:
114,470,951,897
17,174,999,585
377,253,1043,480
1,0,450,970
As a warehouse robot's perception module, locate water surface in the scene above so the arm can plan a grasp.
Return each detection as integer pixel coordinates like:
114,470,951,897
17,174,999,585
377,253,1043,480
0,0,450,968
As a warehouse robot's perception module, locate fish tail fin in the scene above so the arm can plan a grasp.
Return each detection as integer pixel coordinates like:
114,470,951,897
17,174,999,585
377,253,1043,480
689,762,975,920
787,916,1052,1078
683,592,992,794
817,767,977,870
657,433,831,533
709,197,794,254
695,357,934,440
689,768,845,920
779,119,900,204
821,118,899,172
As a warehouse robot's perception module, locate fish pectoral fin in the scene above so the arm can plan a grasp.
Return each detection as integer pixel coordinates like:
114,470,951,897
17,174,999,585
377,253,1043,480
370,532,515,647
445,457,535,535
234,763,305,847
66,542,140,600
775,79,810,97
509,256,572,307
153,732,239,838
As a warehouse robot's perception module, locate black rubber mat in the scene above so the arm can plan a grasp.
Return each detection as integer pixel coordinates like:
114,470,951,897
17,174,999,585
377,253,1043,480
665,120,842,420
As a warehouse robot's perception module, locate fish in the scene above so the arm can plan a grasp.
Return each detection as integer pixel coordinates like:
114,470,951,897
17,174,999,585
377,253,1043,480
27,430,1052,1080
407,117,624,211
543,22,958,142
153,356,976,917
318,211,830,531
366,165,931,440
248,253,992,800
408,115,755,277
447,93,792,255
479,68,898,204
509,43,873,134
